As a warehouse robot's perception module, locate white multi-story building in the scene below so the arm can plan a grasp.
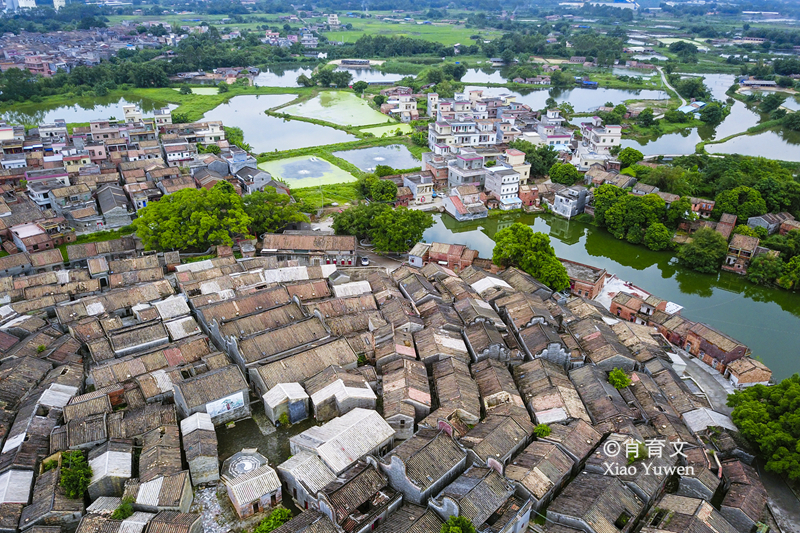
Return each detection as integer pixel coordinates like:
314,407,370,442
580,119,622,154
484,165,522,210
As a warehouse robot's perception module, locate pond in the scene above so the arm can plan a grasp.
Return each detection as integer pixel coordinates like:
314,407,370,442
282,91,391,127
253,66,314,87
612,68,656,78
465,85,669,113
202,95,356,153
707,128,800,162
633,54,669,61
257,155,356,188
335,68,405,83
332,144,419,172
0,96,177,125
422,213,800,380
461,68,509,84
360,123,413,137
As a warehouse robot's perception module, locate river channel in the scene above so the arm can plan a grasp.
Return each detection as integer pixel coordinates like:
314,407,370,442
423,212,800,380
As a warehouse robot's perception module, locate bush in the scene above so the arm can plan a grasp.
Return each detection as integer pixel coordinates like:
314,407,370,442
626,441,649,464
608,367,631,389
441,516,476,533
277,413,290,427
60,450,92,499
253,507,292,533
111,499,135,520
534,424,551,438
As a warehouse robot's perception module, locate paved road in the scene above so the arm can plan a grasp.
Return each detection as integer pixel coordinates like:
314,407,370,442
757,461,800,533
658,66,686,107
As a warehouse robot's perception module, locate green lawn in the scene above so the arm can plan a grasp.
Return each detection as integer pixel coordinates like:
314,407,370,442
258,155,357,189
282,91,390,127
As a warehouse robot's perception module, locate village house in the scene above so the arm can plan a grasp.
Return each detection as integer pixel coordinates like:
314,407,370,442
180,412,219,486
304,365,376,422
458,405,534,470
443,185,489,222
222,450,282,519
381,358,431,439
378,428,467,505
560,258,607,299
724,357,772,388
689,197,715,219
289,408,395,475
684,322,749,370
428,466,531,533
719,459,768,532
513,358,589,424
505,440,574,512
172,364,250,425
87,440,133,500
261,234,357,266
722,233,761,275
263,383,310,426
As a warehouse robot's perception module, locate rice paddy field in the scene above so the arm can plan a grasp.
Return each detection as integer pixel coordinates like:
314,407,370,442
281,91,390,127
257,155,356,188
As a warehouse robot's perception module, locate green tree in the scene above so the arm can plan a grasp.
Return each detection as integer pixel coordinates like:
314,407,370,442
549,162,581,186
617,147,644,169
608,367,631,389
604,194,666,244
242,187,309,236
778,255,800,290
747,254,784,285
644,222,673,251
60,450,93,499
760,93,787,113
179,85,192,95
133,182,252,250
373,95,386,106
637,107,655,127
492,223,570,291
370,179,398,203
699,102,723,124
352,80,369,94
441,516,476,533
728,375,800,480
218,83,230,93
332,204,388,239
677,227,728,274
507,141,558,180
370,208,434,254
784,113,800,131
411,131,428,146
713,186,767,220
374,165,396,177
733,224,759,238
592,184,628,227
665,196,694,228
534,424,551,438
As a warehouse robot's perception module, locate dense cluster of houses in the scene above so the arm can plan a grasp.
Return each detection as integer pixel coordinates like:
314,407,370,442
0,107,286,264
0,27,162,76
0,215,773,533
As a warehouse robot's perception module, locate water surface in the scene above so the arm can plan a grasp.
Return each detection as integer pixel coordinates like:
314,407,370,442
333,145,419,172
202,95,356,152
423,213,799,380
1,96,176,125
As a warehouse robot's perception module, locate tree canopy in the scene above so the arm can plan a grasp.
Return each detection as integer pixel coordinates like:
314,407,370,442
492,223,570,291
508,140,558,180
133,181,252,250
242,187,309,237
441,516,476,533
728,375,800,480
608,367,631,389
60,450,93,499
549,162,581,186
713,186,768,220
617,147,643,169
332,204,432,254
677,227,728,274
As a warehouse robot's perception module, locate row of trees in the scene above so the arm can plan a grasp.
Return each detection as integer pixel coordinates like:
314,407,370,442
331,204,433,254
133,182,308,250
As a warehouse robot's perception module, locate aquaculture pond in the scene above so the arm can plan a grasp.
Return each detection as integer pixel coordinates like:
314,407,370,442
257,155,356,188
707,128,800,162
423,213,800,380
282,91,391,127
332,144,420,172
360,123,413,137
202,95,356,153
0,96,177,125
465,85,669,113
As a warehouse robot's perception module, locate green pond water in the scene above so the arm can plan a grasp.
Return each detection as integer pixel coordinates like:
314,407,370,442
257,155,356,188
282,91,391,127
423,213,800,380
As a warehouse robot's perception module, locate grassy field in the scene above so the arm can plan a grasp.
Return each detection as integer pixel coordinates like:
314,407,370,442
322,20,503,46
172,87,219,95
